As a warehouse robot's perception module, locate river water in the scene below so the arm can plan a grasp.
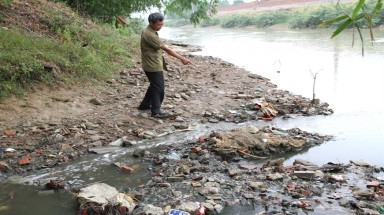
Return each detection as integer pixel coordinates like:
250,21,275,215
1,26,383,214
161,26,384,167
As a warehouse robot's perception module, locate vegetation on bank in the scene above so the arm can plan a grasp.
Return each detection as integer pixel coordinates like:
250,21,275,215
166,1,384,29
0,0,143,98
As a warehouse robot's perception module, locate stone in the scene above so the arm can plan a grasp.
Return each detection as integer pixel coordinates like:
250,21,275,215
109,193,137,212
142,204,163,215
243,193,255,199
208,118,219,123
77,183,118,205
239,163,257,170
293,159,318,167
293,171,315,180
202,202,214,211
178,201,199,213
249,181,266,190
175,116,184,122
228,169,243,177
108,136,127,146
0,161,10,172
267,173,283,181
351,160,372,167
133,149,145,158
214,204,224,213
61,143,74,154
90,98,103,105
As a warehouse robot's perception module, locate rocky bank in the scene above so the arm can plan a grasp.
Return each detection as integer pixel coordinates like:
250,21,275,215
1,43,383,215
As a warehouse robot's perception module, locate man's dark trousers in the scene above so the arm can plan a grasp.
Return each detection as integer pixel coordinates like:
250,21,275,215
139,71,164,114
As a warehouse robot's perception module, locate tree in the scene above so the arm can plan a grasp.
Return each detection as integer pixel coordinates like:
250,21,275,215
60,0,219,24
320,0,383,55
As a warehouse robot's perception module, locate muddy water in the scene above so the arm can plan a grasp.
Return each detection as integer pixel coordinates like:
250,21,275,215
1,27,384,214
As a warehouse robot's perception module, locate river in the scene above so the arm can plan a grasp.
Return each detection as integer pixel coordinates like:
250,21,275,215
1,26,383,214
161,26,384,167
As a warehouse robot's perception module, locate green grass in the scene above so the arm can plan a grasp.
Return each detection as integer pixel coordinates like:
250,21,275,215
0,2,141,98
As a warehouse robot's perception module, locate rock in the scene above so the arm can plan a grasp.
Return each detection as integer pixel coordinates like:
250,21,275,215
77,183,118,205
109,193,137,212
249,181,266,190
178,201,199,213
293,159,318,167
243,193,255,199
293,171,315,180
267,173,283,181
314,170,325,178
0,161,10,172
247,125,259,134
202,202,214,212
228,168,243,177
89,98,103,105
133,149,145,157
143,204,163,215
175,116,184,122
239,163,257,170
88,146,119,154
208,118,219,123
61,143,75,154
330,174,346,183
138,130,157,139
351,160,372,167
122,140,138,147
108,136,127,146
358,208,380,215
45,179,65,190
214,204,224,213
90,141,103,147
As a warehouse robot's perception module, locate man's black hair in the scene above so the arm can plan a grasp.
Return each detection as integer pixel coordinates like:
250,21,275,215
148,12,164,23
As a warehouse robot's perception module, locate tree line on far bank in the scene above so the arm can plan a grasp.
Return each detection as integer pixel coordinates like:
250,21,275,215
166,1,384,29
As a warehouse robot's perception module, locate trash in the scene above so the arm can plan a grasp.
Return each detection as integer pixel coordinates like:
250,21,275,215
168,209,190,215
76,202,104,215
196,203,206,215
255,101,278,118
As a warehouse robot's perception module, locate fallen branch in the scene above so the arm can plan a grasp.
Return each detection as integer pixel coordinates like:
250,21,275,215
237,150,268,159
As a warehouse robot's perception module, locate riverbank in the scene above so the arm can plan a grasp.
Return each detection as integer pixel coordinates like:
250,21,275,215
0,42,333,176
1,43,384,215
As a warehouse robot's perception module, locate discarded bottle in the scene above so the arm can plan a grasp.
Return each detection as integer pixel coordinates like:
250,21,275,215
168,209,190,215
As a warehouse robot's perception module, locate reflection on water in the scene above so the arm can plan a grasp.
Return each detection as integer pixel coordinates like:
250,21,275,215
161,26,384,167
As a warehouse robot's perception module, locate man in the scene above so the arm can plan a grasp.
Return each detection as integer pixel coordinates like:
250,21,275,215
138,12,191,118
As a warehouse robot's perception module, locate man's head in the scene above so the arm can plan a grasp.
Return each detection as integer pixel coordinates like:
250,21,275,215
148,12,164,31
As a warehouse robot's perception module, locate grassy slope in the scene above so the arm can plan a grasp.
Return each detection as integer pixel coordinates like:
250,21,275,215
0,0,140,98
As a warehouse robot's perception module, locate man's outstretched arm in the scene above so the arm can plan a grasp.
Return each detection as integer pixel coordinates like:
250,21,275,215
161,45,191,65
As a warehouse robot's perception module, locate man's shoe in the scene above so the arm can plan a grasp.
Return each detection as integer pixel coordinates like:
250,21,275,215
137,105,151,110
151,112,170,118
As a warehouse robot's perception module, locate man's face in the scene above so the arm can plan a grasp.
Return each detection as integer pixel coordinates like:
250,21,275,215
150,21,164,31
